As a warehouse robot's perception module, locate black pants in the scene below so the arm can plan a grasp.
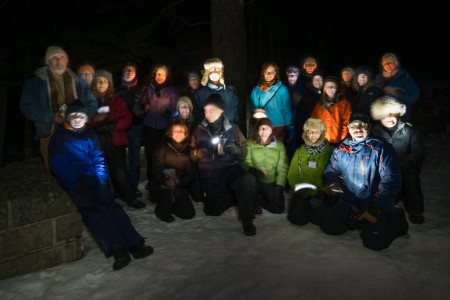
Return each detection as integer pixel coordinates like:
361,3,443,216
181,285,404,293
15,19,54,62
108,146,136,203
320,203,409,251
256,182,285,214
287,189,334,226
153,186,196,220
398,164,424,215
142,125,165,181
202,166,256,221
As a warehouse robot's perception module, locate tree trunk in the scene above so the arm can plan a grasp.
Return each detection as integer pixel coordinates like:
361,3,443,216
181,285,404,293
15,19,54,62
210,0,248,136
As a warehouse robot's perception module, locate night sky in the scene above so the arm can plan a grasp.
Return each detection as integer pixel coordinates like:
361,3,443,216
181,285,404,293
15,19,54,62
0,0,448,161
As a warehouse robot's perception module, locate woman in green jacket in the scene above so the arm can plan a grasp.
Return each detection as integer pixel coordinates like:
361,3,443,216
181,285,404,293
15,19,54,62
287,118,333,225
244,118,289,214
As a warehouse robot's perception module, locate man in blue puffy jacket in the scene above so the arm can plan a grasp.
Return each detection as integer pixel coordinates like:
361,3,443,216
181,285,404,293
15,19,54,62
320,113,409,251
48,101,153,271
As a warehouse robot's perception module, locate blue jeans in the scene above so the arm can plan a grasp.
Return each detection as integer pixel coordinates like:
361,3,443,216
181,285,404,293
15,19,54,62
126,125,142,190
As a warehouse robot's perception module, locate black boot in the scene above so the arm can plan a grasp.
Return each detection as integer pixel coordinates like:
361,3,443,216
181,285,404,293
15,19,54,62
127,198,146,209
112,247,131,271
242,219,256,236
130,242,155,259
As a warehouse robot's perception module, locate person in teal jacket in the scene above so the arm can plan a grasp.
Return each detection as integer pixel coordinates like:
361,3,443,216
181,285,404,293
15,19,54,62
250,62,293,143
244,118,289,214
287,118,333,225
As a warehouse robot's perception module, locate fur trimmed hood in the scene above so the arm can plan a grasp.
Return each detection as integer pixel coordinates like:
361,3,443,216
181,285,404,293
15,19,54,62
302,118,327,146
370,96,406,120
201,58,225,87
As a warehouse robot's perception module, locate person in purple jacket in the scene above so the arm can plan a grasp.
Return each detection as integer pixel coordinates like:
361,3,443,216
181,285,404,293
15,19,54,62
141,64,179,192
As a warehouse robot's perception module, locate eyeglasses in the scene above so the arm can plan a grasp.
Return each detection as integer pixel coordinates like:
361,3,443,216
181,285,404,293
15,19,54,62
348,123,368,130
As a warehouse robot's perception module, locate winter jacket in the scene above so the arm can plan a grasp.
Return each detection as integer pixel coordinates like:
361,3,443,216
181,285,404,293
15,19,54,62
20,67,97,139
143,83,179,129
348,85,383,118
191,117,247,184
193,83,240,124
116,80,143,125
324,135,401,213
310,98,352,144
151,137,196,187
371,120,425,168
287,143,332,189
250,80,292,127
374,67,420,121
49,124,108,191
244,137,289,186
90,94,132,146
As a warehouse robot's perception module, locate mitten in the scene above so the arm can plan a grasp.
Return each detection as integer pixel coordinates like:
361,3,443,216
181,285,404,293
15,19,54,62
224,141,242,156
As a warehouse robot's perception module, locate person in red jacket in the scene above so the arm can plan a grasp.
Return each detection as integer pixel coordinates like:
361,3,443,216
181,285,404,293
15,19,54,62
90,70,145,209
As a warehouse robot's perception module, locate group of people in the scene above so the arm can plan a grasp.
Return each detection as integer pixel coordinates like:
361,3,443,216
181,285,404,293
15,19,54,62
19,45,426,270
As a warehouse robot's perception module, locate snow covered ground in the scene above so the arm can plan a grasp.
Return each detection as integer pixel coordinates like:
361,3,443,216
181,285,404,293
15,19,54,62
1,133,449,300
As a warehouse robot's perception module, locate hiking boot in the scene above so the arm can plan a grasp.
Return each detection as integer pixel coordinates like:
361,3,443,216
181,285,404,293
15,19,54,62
253,207,263,215
127,199,146,209
242,220,256,236
409,213,425,224
112,248,131,271
157,214,175,223
131,244,154,259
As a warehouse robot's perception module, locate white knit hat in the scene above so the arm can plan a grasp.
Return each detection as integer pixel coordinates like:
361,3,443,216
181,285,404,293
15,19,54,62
370,96,406,120
45,46,68,64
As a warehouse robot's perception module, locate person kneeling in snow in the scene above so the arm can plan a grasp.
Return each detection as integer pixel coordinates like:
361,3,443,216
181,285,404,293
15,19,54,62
48,101,154,271
321,113,409,251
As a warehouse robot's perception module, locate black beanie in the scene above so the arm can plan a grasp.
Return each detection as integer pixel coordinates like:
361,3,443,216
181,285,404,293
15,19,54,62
66,100,89,121
204,94,225,110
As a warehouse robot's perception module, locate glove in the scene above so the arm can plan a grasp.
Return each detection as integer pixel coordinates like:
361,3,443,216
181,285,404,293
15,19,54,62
194,148,210,159
98,180,113,204
162,108,172,119
249,167,265,180
224,141,242,156
273,185,285,206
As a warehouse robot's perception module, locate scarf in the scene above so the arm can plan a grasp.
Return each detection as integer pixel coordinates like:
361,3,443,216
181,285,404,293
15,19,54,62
304,139,328,156
207,114,224,134
121,77,138,88
48,68,77,113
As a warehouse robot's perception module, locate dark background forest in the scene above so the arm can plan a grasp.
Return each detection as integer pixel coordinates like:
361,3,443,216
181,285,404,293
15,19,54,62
0,0,448,164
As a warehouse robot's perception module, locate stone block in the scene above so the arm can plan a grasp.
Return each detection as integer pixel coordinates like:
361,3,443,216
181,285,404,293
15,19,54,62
0,221,53,260
0,239,82,280
55,213,83,242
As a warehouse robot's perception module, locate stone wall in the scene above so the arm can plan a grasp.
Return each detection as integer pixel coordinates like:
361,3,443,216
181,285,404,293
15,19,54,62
0,157,83,280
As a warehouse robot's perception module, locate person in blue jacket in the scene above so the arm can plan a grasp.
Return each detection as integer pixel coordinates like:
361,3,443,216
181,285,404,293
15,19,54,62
48,101,154,271
20,45,97,173
320,112,409,251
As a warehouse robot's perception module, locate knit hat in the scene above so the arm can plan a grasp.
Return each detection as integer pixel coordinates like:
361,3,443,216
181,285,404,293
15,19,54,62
123,60,137,70
256,117,273,130
201,58,225,86
354,66,374,79
303,57,317,65
204,94,225,110
176,96,193,111
342,67,354,75
93,69,113,85
66,100,89,121
286,65,300,75
187,72,200,80
45,46,68,64
370,96,406,120
349,112,370,125
77,64,95,76
323,76,339,86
